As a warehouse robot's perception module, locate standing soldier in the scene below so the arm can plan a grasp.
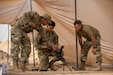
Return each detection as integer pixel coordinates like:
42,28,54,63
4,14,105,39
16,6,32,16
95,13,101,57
73,20,102,71
10,11,40,71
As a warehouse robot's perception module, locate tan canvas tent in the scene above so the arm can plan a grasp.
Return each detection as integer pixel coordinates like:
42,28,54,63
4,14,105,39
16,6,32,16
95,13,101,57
0,0,113,65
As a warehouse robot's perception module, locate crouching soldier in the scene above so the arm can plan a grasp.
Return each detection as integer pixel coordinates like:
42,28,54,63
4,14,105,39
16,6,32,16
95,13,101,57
34,21,60,71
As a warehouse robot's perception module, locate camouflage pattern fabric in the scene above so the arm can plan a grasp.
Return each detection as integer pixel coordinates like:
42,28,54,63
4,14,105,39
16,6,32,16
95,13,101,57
10,26,31,62
80,36,102,63
23,11,40,24
34,29,58,70
10,11,40,62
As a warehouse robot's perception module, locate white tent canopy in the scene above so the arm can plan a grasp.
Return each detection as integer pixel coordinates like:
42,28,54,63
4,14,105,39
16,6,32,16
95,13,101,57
0,0,113,64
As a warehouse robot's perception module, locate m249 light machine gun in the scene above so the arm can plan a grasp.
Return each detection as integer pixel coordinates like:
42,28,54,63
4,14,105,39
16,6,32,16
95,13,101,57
55,46,72,71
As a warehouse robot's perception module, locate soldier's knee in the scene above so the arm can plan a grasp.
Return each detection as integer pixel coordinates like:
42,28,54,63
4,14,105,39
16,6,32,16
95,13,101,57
80,54,87,62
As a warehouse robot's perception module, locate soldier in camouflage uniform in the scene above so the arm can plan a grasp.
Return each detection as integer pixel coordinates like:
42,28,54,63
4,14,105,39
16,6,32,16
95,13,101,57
35,14,60,71
34,21,59,71
10,11,40,71
73,20,102,71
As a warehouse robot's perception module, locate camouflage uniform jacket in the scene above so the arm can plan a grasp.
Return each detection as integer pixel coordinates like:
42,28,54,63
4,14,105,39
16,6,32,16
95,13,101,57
77,24,101,41
35,28,58,51
10,17,31,61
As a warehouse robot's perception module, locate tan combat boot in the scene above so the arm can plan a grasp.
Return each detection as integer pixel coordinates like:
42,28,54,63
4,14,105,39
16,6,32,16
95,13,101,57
78,61,85,70
49,59,59,71
13,59,20,71
20,61,26,71
20,61,31,71
94,62,102,71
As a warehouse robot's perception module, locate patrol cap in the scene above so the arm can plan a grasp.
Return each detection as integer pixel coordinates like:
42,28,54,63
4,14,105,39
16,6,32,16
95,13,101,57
23,11,40,21
16,16,28,26
42,14,51,23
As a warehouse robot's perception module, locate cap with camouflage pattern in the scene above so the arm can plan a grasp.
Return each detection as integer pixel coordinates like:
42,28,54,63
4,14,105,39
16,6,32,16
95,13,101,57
23,11,41,26
42,14,51,23
23,11,40,22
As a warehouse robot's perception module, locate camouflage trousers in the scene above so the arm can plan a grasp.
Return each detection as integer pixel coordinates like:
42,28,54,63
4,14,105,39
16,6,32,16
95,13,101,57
80,37,102,63
38,50,58,70
10,43,31,62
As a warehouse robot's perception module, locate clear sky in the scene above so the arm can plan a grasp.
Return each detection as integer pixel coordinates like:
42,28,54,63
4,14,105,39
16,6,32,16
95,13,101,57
0,24,11,42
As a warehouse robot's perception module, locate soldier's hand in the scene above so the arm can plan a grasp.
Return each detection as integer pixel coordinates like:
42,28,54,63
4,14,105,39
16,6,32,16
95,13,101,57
42,46,48,49
42,46,52,50
47,45,52,50
52,46,59,52
81,48,85,54
92,48,96,55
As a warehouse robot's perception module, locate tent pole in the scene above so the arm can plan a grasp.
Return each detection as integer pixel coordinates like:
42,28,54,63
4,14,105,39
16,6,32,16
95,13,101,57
30,0,32,11
30,0,36,68
75,0,79,69
32,32,35,67
7,24,10,64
